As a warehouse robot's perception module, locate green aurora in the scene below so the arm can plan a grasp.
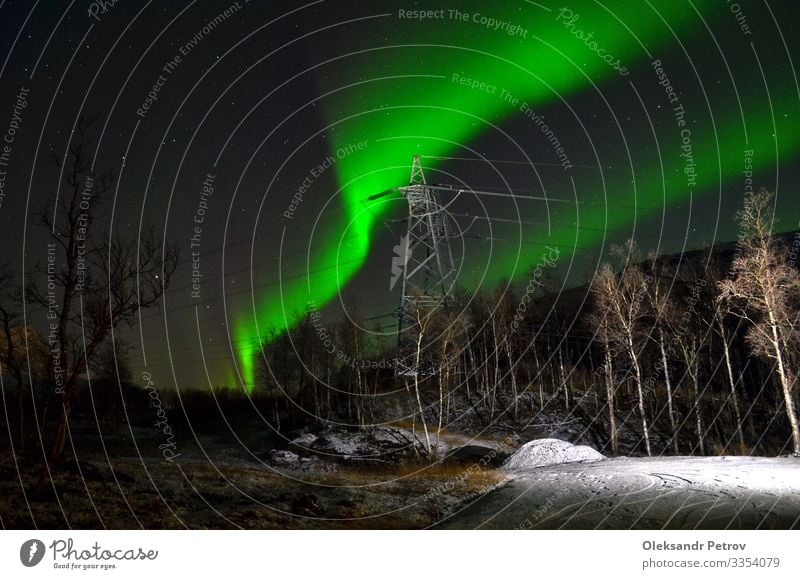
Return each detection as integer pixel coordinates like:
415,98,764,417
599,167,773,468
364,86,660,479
232,1,799,389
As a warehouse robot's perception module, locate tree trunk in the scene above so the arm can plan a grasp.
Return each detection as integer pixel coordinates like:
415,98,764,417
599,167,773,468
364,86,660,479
603,342,618,455
33,391,72,496
767,313,800,455
533,345,544,409
413,332,431,455
718,318,745,451
489,317,500,420
691,365,705,455
628,340,651,456
558,346,569,411
437,362,445,452
504,337,518,421
16,380,25,452
658,331,679,454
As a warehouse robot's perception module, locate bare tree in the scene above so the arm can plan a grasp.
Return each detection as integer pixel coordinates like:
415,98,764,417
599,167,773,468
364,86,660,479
645,254,680,454
0,263,49,450
714,305,746,450
399,289,440,456
28,116,179,494
674,329,706,455
591,241,652,456
718,189,800,456
492,287,521,421
706,255,747,451
0,263,26,451
592,311,619,455
433,304,466,449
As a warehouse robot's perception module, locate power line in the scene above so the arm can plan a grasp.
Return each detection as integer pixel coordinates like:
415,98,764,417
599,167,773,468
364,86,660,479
421,154,610,169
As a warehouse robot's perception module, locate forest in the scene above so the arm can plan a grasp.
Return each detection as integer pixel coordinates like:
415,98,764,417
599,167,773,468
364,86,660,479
241,188,800,460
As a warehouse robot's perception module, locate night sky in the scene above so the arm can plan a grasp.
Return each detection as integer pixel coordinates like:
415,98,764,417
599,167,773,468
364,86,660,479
1,0,799,391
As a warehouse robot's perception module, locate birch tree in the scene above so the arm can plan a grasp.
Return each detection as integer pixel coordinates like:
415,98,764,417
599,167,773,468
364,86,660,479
590,241,652,456
718,189,800,456
645,254,679,453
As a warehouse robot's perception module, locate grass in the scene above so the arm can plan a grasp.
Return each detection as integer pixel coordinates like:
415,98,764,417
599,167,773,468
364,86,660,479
0,451,505,529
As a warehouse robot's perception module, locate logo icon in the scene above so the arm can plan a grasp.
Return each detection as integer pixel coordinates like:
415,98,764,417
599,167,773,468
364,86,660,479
20,539,45,567
389,234,412,291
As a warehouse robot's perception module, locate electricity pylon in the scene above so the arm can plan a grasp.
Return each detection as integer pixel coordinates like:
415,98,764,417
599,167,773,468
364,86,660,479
393,155,457,376
366,154,574,376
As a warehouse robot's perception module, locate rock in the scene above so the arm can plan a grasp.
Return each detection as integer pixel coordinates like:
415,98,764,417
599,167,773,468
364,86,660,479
309,426,414,459
290,432,319,447
502,438,604,470
312,431,365,457
268,449,300,466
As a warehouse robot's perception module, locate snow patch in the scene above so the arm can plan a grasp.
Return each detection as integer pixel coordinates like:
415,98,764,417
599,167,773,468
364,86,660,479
290,432,318,447
502,438,604,470
268,449,300,466
312,431,366,457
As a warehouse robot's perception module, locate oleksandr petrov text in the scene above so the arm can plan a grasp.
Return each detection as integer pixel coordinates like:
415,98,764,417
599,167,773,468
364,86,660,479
641,540,781,571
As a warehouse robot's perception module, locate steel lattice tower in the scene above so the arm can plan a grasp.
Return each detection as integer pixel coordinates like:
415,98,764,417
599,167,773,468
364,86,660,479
394,155,457,376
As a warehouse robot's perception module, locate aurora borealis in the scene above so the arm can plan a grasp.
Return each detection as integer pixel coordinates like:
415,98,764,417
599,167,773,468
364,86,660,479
231,1,800,389
1,1,798,393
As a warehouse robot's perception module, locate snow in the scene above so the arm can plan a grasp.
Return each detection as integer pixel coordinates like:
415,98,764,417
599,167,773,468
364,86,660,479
310,430,370,458
502,438,605,470
288,425,512,462
438,456,800,529
289,432,318,447
293,426,412,459
268,449,300,466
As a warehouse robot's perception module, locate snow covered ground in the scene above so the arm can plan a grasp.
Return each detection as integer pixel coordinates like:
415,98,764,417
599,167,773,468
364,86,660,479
502,438,604,470
436,456,800,529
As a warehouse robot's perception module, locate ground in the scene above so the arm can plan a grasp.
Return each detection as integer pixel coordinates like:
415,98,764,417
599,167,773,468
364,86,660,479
3,424,799,529
0,423,507,529
436,456,800,529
